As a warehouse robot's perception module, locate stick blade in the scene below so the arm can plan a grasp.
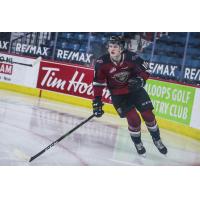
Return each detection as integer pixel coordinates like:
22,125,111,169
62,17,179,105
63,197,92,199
13,148,30,162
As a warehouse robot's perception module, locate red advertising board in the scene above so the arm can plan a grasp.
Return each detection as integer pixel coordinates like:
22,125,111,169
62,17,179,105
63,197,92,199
37,61,111,103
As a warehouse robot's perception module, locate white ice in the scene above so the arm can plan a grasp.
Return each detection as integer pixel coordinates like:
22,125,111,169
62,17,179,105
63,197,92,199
0,89,200,166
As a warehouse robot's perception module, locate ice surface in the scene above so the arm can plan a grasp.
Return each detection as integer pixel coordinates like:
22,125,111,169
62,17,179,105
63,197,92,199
0,90,200,166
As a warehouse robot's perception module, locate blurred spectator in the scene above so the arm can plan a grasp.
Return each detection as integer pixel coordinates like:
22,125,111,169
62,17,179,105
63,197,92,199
0,32,11,41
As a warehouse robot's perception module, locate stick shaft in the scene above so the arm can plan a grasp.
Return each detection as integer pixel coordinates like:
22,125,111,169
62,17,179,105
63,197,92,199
29,114,95,162
12,61,32,67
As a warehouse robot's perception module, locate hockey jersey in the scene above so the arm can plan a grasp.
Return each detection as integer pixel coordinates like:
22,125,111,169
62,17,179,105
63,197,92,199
93,50,150,97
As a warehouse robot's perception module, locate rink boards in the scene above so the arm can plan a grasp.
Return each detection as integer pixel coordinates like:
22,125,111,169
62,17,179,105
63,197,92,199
0,52,200,141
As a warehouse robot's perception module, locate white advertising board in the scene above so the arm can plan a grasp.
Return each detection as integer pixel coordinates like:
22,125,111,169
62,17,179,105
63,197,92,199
0,53,40,88
1,53,200,132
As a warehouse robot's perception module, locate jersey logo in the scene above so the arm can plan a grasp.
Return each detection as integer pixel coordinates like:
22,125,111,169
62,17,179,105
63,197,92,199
113,71,130,83
109,67,117,74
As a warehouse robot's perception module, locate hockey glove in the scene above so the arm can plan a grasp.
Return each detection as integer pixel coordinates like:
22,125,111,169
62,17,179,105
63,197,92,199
128,77,146,91
92,97,104,117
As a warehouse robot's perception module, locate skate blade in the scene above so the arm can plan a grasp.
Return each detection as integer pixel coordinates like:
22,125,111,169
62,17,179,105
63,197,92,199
163,153,168,157
159,149,168,156
139,153,146,158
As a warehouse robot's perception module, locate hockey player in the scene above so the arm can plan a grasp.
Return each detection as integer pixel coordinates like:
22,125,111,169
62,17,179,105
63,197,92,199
92,36,167,156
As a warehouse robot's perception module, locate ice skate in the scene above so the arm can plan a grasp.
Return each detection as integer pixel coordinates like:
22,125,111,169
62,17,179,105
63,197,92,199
134,141,146,156
152,138,168,155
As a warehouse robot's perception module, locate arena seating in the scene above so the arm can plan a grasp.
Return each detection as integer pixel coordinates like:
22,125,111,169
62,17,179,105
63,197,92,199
142,33,200,69
1,32,199,85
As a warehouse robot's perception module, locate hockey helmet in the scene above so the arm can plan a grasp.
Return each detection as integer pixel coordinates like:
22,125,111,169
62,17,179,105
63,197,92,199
107,35,125,50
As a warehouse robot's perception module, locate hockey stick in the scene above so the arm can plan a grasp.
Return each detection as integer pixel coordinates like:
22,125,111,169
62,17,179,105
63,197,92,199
0,56,41,67
11,61,32,67
0,60,32,67
29,114,95,162
13,56,42,67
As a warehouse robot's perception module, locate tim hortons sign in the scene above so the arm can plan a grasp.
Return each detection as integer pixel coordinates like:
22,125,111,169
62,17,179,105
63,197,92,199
37,61,111,103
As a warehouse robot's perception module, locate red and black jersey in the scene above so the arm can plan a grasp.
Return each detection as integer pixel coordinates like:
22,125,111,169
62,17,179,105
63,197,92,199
93,50,150,97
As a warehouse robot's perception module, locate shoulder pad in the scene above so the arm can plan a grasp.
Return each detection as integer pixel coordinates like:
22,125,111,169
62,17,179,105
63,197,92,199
96,58,104,64
124,50,139,61
95,54,110,64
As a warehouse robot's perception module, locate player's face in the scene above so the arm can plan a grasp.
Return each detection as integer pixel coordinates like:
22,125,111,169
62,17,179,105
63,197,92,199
108,43,122,58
